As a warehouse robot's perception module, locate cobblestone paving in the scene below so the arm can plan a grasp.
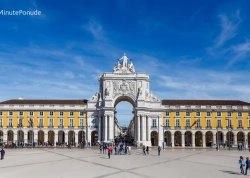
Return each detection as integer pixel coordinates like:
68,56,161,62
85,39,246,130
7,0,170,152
0,148,248,178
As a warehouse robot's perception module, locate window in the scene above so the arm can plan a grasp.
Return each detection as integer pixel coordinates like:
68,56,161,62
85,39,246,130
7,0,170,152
238,120,242,128
60,112,64,116
0,111,2,115
196,119,200,127
40,112,43,116
217,112,221,117
217,120,221,128
152,119,157,127
19,111,23,116
69,119,74,127
29,111,33,116
248,119,250,128
80,112,84,116
0,119,2,126
92,118,96,126
206,119,211,127
8,118,12,127
165,119,170,127
9,111,13,116
39,118,43,127
59,118,63,126
186,112,190,117
186,119,190,127
227,112,231,117
70,112,74,116
176,119,180,127
18,118,23,127
196,112,200,117
49,118,53,126
238,112,242,117
176,112,180,117
166,112,170,116
206,112,211,117
50,111,54,116
80,119,84,126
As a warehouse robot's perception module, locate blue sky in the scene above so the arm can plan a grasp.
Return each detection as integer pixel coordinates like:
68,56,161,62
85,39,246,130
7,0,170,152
0,0,250,126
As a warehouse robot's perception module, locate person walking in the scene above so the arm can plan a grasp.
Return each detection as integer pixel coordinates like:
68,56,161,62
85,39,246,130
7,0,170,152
142,145,146,155
0,148,5,160
146,146,149,155
158,146,161,156
239,156,245,174
245,157,249,175
107,145,112,159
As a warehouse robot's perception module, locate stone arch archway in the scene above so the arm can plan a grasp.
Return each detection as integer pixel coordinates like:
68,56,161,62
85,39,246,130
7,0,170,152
58,130,65,145
87,54,162,147
28,130,34,145
174,131,182,147
185,131,192,147
68,130,75,146
237,131,245,144
195,131,203,147
48,130,55,146
226,131,234,147
151,131,158,146
7,130,14,143
17,130,24,144
205,131,213,147
78,130,85,145
38,130,44,145
164,131,171,147
91,131,98,146
216,131,223,145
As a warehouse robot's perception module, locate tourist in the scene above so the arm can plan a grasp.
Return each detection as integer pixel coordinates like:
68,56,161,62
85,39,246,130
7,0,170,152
108,145,112,159
245,157,249,175
158,146,161,156
146,146,149,155
239,156,245,174
142,145,146,155
0,148,5,160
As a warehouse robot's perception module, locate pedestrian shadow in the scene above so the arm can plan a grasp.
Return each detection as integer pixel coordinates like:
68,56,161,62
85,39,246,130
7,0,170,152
220,170,242,175
99,156,109,159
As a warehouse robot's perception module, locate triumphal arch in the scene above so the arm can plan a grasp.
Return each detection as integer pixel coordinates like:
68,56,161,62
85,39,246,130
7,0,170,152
87,54,163,146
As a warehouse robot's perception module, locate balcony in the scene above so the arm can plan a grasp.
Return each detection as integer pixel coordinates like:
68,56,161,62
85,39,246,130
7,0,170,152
151,126,158,129
48,125,54,128
7,124,13,128
195,126,202,129
38,125,44,128
237,126,243,130
185,126,191,129
68,125,75,129
163,126,170,129
206,126,212,129
78,126,85,129
175,126,181,129
58,125,64,129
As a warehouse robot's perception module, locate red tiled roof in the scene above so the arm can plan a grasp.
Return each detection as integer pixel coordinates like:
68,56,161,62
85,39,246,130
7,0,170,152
0,99,88,105
161,100,250,106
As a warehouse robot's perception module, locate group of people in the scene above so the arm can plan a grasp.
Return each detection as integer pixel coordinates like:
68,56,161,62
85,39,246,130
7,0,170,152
142,145,161,156
239,156,250,175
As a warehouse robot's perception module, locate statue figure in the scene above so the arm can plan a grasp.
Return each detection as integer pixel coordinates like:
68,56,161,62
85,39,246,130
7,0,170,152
122,55,128,67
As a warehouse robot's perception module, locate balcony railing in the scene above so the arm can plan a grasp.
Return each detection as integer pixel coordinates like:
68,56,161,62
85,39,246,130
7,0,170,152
58,125,64,128
151,126,158,129
163,126,170,129
185,126,191,129
175,126,181,129
206,126,212,129
68,125,75,128
195,126,202,129
38,125,44,128
78,126,85,129
48,125,54,128
7,124,13,128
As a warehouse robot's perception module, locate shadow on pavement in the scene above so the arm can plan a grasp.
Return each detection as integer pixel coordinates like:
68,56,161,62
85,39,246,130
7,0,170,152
220,170,243,175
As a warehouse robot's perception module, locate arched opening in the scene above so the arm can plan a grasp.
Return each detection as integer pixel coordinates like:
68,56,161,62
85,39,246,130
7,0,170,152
205,131,213,147
164,131,171,147
91,131,98,146
114,98,135,146
78,131,85,144
185,131,192,147
174,131,182,147
151,131,158,146
38,130,44,145
68,131,75,146
0,130,3,147
216,131,223,146
237,131,245,144
195,131,203,147
28,130,34,146
17,130,24,145
7,130,14,143
58,130,65,145
48,130,55,146
226,131,234,147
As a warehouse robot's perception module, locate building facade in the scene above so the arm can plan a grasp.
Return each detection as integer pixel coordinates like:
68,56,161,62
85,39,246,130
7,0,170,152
0,54,250,148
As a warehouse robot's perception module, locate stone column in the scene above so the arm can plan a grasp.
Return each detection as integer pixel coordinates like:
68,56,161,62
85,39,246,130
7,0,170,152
234,133,237,145
202,133,206,147
213,133,216,145
142,115,147,141
192,133,195,147
75,133,78,146
109,115,114,141
104,115,108,141
137,115,141,143
44,131,48,143
98,115,101,143
158,116,163,147
55,133,58,145
223,134,226,145
65,132,68,145
182,133,185,147
14,130,17,143
147,116,150,141
34,130,38,144
171,133,174,147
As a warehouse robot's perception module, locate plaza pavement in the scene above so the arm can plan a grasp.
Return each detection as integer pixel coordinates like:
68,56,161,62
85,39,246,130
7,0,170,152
0,147,249,178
